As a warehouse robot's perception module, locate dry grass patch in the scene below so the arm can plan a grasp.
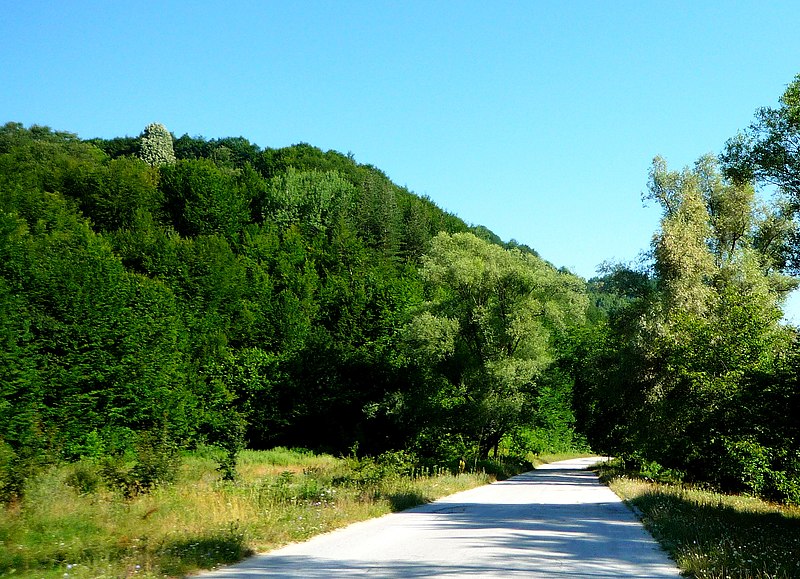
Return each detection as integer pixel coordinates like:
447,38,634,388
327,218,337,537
0,449,492,578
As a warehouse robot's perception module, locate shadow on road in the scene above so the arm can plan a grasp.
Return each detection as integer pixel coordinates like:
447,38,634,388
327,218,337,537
493,469,605,486
211,553,669,578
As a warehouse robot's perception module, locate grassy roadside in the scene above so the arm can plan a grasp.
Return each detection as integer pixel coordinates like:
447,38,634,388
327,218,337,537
1,448,576,578
595,460,800,578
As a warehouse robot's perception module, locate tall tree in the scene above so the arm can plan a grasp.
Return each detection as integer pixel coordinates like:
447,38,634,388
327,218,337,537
613,155,795,488
722,74,800,272
406,232,586,458
722,74,800,197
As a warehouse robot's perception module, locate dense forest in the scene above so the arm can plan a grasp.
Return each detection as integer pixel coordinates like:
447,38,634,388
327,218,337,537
2,75,800,505
0,119,586,499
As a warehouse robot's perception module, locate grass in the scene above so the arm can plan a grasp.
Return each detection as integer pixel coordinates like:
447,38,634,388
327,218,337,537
596,460,800,578
0,448,502,578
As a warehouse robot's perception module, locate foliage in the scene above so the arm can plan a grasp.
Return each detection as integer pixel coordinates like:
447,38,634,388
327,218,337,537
721,75,800,273
1,121,589,506
569,76,800,505
722,74,800,195
575,152,800,503
405,232,587,459
98,428,181,497
6,106,800,511
160,158,250,240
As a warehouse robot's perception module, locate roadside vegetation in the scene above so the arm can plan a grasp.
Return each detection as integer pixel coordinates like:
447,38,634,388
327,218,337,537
571,75,800,509
597,459,800,578
0,447,522,578
0,120,587,506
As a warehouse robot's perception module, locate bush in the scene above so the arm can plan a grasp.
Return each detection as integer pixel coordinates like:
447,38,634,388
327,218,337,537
721,436,771,495
0,440,41,503
376,450,418,477
100,429,181,497
768,469,800,505
0,440,17,503
64,461,102,495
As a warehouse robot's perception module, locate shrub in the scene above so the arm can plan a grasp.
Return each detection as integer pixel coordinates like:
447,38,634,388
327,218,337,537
721,436,771,495
0,440,17,503
99,429,180,497
64,461,102,495
376,449,418,477
0,440,41,503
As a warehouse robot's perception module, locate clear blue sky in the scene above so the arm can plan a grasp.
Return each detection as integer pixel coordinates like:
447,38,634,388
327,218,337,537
2,1,800,309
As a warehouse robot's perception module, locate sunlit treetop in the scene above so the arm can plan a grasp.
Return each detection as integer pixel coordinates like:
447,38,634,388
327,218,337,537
138,122,176,167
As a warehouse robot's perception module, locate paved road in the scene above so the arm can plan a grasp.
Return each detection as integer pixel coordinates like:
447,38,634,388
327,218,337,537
199,457,682,578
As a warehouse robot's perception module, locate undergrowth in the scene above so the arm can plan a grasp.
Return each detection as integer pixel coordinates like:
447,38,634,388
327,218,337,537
0,447,503,578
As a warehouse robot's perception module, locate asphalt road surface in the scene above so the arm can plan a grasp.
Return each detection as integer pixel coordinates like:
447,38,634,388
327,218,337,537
198,457,682,578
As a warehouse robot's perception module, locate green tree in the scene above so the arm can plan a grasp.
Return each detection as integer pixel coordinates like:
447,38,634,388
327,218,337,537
722,74,800,196
256,168,355,235
76,156,163,232
407,232,586,458
160,159,250,241
611,156,794,486
722,74,800,272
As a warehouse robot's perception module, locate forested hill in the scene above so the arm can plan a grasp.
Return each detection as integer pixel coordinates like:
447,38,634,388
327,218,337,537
4,96,800,509
0,121,586,495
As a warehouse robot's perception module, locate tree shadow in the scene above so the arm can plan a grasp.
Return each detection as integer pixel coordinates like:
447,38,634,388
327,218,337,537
387,490,430,512
157,529,252,577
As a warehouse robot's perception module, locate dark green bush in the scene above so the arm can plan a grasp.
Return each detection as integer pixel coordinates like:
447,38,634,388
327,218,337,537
0,440,18,503
64,461,102,494
99,430,181,497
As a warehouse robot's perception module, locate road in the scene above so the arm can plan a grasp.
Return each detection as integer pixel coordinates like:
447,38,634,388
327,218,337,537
198,457,682,578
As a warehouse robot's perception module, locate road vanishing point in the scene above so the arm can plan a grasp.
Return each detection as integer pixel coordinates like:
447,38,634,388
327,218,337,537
198,457,682,578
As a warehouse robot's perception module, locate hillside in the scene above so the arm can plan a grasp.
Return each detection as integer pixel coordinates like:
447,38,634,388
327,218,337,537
0,122,586,499
3,107,800,511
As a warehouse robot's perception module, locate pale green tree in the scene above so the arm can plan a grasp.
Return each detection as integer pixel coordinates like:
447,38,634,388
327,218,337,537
648,156,716,316
634,155,794,478
258,168,355,234
407,232,587,458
